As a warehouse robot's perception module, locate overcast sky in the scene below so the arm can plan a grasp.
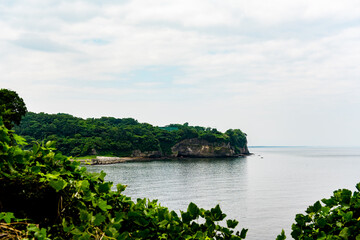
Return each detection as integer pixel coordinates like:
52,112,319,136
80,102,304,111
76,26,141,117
1,0,360,146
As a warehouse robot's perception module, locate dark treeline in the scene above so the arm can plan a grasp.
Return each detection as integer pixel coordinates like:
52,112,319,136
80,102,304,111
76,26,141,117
14,112,247,157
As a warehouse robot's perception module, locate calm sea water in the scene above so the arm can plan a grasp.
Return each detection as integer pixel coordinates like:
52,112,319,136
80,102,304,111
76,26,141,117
86,147,360,239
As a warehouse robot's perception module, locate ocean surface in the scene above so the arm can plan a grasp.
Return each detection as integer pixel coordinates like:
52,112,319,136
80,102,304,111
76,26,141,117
86,147,360,239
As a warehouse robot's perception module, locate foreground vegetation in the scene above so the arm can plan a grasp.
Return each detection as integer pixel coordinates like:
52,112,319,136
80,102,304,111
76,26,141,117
14,112,248,157
291,185,360,239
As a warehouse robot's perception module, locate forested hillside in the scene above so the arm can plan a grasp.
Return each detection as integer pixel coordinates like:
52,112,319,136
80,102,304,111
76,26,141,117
14,112,248,157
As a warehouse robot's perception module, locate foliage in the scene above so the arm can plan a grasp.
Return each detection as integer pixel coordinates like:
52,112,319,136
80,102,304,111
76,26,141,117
290,184,360,240
1,117,248,239
225,129,247,154
14,112,248,157
0,88,28,129
0,212,49,240
276,229,286,240
276,183,360,240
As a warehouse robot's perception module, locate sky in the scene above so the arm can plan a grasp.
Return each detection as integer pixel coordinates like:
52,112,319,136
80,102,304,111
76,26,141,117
1,0,360,146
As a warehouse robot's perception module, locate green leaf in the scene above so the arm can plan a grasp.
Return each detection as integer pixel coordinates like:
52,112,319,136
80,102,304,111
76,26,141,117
0,212,15,223
313,201,322,212
27,224,39,232
115,211,126,222
31,166,41,173
356,183,360,191
13,134,27,146
79,232,91,240
97,199,112,211
181,211,192,223
62,219,74,233
45,173,60,179
49,179,67,191
158,220,169,228
316,217,326,228
306,201,322,213
240,228,248,239
276,229,286,240
117,183,127,193
343,211,353,222
81,180,90,190
316,231,326,240
71,228,83,236
93,213,106,226
321,206,330,215
106,227,118,238
339,227,350,239
210,204,226,221
119,232,131,239
98,182,112,193
99,171,106,181
34,227,47,239
45,140,55,148
134,218,150,227
187,202,200,219
77,180,90,191
80,210,91,222
340,189,352,204
32,143,40,154
226,219,239,229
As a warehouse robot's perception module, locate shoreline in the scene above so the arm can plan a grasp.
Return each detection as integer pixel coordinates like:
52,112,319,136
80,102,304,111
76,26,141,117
74,154,251,165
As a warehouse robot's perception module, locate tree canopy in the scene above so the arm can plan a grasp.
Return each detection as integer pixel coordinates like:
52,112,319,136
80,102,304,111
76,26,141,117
14,112,248,157
0,88,27,129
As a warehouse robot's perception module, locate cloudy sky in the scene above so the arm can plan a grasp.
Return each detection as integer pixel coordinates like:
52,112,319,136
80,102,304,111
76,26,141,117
1,0,360,146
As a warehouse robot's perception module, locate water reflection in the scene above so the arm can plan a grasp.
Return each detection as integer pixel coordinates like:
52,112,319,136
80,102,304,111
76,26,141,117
86,148,360,240
87,157,248,214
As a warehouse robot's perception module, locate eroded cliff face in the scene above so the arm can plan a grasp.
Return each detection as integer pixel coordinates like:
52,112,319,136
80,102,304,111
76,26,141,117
238,145,250,155
170,138,249,157
130,139,250,158
131,150,163,158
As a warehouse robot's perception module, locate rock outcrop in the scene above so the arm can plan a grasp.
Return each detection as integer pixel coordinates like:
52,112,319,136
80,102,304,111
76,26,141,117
170,138,249,158
131,150,163,158
79,139,250,164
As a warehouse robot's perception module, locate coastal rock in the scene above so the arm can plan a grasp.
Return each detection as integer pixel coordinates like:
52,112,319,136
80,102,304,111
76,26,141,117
93,156,125,164
239,146,250,155
171,138,248,157
131,150,163,158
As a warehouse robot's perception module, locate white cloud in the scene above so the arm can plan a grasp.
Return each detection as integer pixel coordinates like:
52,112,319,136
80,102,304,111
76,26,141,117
1,0,360,145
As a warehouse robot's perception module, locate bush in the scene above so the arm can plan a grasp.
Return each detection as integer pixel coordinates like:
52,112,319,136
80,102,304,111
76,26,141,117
276,183,360,240
290,184,360,239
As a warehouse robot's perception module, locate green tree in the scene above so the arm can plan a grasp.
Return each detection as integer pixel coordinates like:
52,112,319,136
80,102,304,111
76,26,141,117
0,89,27,129
15,112,249,157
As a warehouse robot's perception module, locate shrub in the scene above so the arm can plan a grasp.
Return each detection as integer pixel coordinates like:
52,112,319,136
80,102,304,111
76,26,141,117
277,183,360,240
291,183,360,240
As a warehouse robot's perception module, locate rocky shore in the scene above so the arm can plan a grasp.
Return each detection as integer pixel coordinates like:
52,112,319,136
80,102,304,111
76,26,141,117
74,156,159,165
75,154,249,165
75,138,251,165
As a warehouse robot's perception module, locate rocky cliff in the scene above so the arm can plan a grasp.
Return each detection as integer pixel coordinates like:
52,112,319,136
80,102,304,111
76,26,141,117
76,139,250,164
170,138,249,158
131,149,163,158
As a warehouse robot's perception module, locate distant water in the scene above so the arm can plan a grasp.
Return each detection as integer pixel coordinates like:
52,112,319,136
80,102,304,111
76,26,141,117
86,147,360,239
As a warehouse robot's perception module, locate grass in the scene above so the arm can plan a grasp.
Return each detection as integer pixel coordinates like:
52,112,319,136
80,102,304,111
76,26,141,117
73,155,97,160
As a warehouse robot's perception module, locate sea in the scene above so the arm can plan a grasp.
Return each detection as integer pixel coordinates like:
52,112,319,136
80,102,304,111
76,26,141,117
86,147,360,240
